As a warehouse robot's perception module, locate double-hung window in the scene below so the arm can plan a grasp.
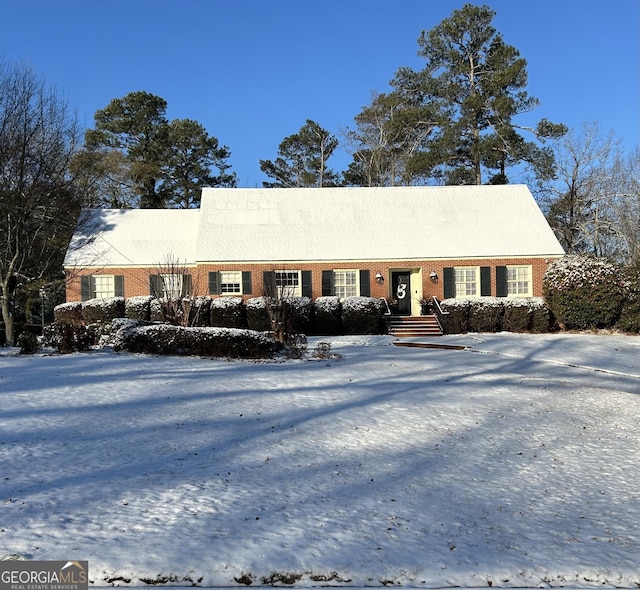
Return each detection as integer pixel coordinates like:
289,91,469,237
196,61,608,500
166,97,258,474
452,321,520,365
506,265,532,297
275,270,301,297
333,270,359,299
93,275,115,299
454,267,480,297
220,271,242,295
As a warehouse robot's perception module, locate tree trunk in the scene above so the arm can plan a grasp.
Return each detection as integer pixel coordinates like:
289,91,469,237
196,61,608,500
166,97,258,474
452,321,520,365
1,293,15,346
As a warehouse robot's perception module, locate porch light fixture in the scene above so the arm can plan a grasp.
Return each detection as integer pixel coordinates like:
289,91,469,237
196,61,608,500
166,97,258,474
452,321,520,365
429,270,438,281
375,272,385,285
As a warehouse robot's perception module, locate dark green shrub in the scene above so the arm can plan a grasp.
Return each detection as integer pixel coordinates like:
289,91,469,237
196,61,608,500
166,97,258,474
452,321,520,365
314,296,342,335
529,299,553,333
287,297,314,334
501,298,532,332
341,297,385,335
246,297,271,331
125,296,153,321
187,296,212,327
210,297,246,328
467,298,504,332
54,302,84,326
42,322,98,353
115,324,280,359
440,299,471,333
616,268,640,333
18,331,39,354
544,255,626,329
82,297,125,324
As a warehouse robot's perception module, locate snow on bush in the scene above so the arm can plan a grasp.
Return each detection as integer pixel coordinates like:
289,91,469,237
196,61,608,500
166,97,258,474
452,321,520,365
440,297,552,334
286,296,313,334
81,297,125,324
467,297,504,332
125,296,153,322
114,324,280,359
440,298,471,333
543,255,627,329
616,267,640,333
187,296,212,327
54,302,84,326
210,297,246,328
314,296,342,335
341,297,385,335
245,297,271,332
42,323,99,353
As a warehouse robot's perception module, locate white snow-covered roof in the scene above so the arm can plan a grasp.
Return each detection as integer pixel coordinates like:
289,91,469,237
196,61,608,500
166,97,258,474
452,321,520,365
64,208,200,267
64,185,564,268
195,185,564,262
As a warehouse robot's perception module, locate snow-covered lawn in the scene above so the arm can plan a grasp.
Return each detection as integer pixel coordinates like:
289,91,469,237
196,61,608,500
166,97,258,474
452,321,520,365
1,333,639,588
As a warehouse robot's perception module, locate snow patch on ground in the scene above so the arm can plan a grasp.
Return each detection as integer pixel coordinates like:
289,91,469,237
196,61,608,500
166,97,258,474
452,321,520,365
0,333,638,588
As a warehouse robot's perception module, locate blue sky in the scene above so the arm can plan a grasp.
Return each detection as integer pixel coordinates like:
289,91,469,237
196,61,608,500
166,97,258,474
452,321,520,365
2,0,638,187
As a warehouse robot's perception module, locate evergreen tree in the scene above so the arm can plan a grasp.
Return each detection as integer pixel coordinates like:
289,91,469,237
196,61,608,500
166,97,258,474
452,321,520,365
85,91,169,208
260,120,340,187
160,119,236,208
349,4,566,186
85,92,235,208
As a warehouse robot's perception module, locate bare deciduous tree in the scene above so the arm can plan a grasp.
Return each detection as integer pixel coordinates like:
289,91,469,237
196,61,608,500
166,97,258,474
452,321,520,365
0,60,83,345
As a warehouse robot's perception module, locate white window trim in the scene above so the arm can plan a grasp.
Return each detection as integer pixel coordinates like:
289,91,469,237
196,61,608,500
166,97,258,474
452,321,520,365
333,269,359,299
93,275,115,299
506,265,533,297
454,266,480,298
275,270,302,297
220,271,243,295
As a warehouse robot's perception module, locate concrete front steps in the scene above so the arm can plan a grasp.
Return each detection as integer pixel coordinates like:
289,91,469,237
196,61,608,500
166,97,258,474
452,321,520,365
387,314,443,337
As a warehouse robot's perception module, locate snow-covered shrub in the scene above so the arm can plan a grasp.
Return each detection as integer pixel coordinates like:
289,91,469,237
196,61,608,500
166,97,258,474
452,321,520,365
42,322,99,353
314,296,342,335
188,296,212,327
114,324,280,359
467,297,504,332
543,255,627,329
149,297,165,322
440,299,471,333
500,297,552,333
18,331,38,354
246,297,271,332
528,298,553,333
54,302,84,326
125,296,153,321
82,297,125,324
616,268,640,333
287,296,314,334
341,297,385,335
210,297,246,328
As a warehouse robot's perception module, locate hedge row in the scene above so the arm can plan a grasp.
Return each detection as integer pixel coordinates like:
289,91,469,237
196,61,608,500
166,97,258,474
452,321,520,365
439,297,552,334
54,295,387,336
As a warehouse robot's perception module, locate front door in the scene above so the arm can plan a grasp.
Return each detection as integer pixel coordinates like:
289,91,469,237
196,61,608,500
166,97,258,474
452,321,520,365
392,272,411,315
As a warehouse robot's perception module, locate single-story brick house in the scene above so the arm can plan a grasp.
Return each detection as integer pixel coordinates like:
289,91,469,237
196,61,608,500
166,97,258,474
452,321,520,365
64,185,565,316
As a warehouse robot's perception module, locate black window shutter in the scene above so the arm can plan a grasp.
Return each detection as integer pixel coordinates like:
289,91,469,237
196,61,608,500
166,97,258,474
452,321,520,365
496,266,507,297
321,270,334,296
150,274,162,297
443,267,455,299
114,275,124,298
480,267,491,296
80,275,92,301
359,269,371,297
242,271,252,295
263,271,275,295
209,271,220,295
301,270,312,298
181,274,192,297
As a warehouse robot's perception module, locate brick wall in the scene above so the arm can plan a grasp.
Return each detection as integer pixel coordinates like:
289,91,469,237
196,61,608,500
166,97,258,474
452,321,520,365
66,256,559,304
